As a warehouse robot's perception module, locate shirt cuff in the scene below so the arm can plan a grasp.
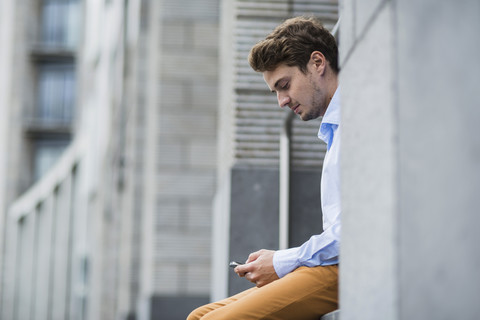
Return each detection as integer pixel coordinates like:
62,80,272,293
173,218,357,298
273,247,301,278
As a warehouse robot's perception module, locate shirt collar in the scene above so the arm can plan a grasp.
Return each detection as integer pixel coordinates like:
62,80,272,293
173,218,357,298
318,88,341,143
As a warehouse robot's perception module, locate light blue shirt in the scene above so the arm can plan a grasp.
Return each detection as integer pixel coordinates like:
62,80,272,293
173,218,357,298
273,88,341,278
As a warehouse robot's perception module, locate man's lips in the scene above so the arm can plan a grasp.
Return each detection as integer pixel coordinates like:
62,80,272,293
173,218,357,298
292,104,300,114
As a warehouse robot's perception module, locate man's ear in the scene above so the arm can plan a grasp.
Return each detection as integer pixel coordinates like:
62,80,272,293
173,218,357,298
310,51,326,74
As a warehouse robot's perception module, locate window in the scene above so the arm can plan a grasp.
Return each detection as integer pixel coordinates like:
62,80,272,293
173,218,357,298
41,0,81,48
36,63,76,125
33,138,70,181
27,0,81,183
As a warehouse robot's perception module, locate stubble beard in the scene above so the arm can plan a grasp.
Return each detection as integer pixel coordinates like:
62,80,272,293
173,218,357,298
299,93,324,121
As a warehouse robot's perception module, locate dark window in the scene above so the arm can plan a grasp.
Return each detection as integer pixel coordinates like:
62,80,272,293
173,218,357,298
28,0,80,183
41,0,81,48
36,63,76,125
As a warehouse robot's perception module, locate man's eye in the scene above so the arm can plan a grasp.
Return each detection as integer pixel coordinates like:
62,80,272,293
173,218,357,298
281,83,289,89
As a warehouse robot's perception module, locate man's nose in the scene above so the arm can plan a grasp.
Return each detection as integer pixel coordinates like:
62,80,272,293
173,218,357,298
277,93,290,108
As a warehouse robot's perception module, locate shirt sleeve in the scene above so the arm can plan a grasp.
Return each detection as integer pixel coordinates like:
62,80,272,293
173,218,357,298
273,222,340,278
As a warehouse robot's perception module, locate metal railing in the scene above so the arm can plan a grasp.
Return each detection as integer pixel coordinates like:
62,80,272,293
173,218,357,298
1,136,87,320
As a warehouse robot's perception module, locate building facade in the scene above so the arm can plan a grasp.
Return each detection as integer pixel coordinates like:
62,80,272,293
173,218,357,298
1,0,220,319
1,0,338,318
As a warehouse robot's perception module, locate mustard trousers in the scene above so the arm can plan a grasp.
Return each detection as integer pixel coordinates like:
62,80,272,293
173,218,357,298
187,265,338,320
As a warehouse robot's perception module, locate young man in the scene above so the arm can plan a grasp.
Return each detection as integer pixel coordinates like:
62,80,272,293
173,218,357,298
188,16,340,319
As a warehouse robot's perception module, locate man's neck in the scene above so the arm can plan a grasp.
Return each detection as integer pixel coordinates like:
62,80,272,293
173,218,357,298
326,74,338,105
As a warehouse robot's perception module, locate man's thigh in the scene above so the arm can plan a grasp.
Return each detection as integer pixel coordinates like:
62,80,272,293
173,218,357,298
203,265,338,320
187,287,257,320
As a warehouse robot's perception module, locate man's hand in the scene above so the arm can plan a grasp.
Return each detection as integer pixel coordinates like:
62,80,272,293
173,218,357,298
234,249,279,287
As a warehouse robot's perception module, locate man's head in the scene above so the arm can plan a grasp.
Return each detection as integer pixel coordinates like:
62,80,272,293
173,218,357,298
248,16,339,75
248,16,339,121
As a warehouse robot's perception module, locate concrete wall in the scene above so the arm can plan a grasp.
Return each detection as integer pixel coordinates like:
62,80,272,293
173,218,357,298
340,1,397,319
340,0,480,319
0,0,15,308
396,1,480,318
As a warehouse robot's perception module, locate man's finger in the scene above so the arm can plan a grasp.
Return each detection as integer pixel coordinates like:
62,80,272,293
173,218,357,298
244,272,257,285
235,262,253,277
246,250,261,263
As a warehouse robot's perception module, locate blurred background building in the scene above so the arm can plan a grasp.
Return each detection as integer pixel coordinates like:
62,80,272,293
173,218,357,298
0,0,337,319
1,0,479,320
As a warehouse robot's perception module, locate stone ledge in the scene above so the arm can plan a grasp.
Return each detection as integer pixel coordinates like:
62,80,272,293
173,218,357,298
321,309,340,320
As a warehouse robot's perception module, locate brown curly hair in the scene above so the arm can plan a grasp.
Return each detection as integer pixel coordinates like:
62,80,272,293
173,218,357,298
248,16,339,74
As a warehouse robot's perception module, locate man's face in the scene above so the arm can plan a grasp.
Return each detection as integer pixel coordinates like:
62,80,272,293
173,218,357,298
263,63,328,121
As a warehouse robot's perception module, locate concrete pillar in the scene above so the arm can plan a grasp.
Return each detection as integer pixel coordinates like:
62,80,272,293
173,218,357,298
396,1,480,318
340,0,480,319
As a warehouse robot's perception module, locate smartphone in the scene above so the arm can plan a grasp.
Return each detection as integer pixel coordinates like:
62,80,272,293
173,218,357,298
229,261,243,268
